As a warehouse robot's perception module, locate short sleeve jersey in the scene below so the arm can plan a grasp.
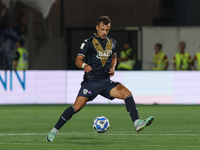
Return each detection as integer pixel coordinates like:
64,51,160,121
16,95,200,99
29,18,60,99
78,34,117,81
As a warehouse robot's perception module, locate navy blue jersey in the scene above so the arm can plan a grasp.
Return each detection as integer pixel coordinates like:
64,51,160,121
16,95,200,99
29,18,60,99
78,34,117,81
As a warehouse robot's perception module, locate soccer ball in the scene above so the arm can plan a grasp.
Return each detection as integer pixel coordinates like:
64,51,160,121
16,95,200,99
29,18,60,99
93,116,110,133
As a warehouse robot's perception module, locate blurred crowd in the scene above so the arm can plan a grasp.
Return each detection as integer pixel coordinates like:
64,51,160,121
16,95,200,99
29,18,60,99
0,0,29,70
0,0,199,71
152,42,200,71
117,41,200,71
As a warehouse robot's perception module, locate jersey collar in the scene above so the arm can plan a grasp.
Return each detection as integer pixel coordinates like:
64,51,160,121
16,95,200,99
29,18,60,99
94,33,109,42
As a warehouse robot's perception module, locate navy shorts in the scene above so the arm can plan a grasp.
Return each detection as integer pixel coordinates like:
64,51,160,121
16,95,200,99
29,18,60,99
77,79,121,101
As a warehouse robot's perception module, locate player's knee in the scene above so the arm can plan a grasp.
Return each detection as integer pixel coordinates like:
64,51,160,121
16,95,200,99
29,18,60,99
73,104,85,112
123,90,132,99
73,102,85,112
73,97,88,112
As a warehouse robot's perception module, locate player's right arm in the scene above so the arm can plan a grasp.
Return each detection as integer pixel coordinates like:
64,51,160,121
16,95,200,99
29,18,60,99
75,55,92,73
76,39,92,73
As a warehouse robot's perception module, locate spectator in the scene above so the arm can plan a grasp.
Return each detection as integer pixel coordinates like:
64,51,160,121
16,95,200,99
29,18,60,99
117,41,135,70
152,43,168,70
192,45,200,70
173,42,192,70
12,38,28,70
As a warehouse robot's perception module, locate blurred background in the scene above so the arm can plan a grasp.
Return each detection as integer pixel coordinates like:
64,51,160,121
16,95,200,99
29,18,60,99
1,0,200,70
1,0,200,105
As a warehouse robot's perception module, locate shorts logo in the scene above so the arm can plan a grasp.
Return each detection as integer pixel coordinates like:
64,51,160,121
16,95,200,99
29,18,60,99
83,89,88,95
88,91,92,94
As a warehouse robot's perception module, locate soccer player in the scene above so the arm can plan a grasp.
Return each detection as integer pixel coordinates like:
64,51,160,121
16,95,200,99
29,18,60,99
46,16,154,142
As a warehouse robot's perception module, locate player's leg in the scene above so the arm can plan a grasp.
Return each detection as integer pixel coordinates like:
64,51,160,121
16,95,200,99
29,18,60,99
54,96,88,130
110,84,154,132
46,96,88,142
110,84,140,126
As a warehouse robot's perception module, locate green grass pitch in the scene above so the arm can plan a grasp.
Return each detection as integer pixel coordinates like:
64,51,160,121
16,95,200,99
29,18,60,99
0,105,199,150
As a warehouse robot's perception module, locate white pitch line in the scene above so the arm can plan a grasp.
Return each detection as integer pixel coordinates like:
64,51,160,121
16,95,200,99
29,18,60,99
141,145,200,147
145,130,199,133
0,142,199,148
0,133,46,136
0,132,200,136
104,133,200,136
0,142,128,147
0,142,54,146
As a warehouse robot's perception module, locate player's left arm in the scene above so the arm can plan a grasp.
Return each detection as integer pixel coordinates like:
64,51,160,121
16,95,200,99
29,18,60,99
109,53,117,77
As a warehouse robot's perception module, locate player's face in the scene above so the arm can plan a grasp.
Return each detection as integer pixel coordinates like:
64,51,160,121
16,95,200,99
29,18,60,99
96,22,111,40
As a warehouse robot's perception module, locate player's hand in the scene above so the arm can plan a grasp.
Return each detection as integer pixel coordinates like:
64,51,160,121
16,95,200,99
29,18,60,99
108,68,115,77
84,64,92,73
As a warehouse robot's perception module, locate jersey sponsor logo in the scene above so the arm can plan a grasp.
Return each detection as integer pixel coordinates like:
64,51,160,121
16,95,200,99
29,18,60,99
92,38,113,67
96,50,112,59
83,89,88,95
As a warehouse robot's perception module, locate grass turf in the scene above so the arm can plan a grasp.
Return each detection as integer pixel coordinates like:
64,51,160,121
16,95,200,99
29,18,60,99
0,105,199,150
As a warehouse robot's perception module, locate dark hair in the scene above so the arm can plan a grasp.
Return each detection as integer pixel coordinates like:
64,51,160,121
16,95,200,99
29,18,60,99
97,16,111,25
17,39,24,47
155,43,162,49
